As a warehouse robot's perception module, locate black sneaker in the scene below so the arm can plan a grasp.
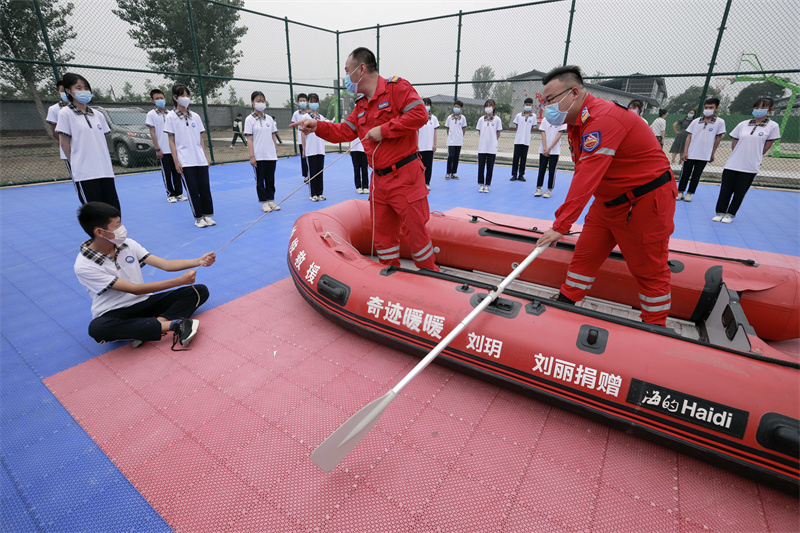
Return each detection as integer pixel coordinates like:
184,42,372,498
171,318,199,350
452,174,459,180
518,176,527,182
510,176,518,181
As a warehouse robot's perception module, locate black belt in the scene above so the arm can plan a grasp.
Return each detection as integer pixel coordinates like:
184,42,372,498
604,171,672,207
374,152,420,176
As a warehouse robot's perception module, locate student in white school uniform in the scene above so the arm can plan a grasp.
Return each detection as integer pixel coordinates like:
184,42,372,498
712,97,780,224
509,97,537,182
417,97,439,191
350,137,369,194
534,116,567,198
304,93,327,201
45,78,72,178
146,88,186,204
678,97,726,202
476,99,503,193
163,83,215,228
627,99,650,124
444,100,467,180
55,72,121,212
291,93,309,181
244,90,281,213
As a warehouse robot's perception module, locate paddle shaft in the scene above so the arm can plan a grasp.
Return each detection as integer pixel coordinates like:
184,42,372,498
392,245,546,394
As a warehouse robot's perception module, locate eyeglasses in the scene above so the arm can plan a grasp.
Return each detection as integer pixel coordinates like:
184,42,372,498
542,87,574,105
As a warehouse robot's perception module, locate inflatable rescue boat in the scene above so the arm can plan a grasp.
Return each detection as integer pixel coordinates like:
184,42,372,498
289,200,800,490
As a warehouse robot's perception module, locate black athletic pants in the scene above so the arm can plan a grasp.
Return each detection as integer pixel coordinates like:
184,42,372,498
307,154,325,197
715,169,756,216
299,145,308,177
351,151,369,189
181,165,213,219
420,150,434,185
88,285,209,343
511,144,529,179
253,160,277,202
231,132,247,146
477,153,496,186
446,146,462,175
160,153,183,197
74,177,121,213
678,159,708,194
537,154,559,190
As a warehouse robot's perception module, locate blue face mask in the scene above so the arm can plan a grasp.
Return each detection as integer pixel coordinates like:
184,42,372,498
154,99,166,109
543,90,574,127
309,102,319,111
453,107,461,114
344,65,363,94
752,108,768,119
298,101,307,109
59,92,69,103
73,90,93,104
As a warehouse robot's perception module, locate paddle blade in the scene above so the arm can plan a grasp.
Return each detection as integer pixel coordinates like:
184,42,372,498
311,390,397,472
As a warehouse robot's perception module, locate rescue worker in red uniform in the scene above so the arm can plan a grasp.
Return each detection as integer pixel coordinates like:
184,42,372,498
291,47,438,271
536,66,677,326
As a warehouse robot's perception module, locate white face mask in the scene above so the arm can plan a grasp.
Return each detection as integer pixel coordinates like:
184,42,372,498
485,107,494,115
177,96,191,108
254,102,267,112
101,224,127,246
425,105,431,112
523,105,532,112
703,108,715,117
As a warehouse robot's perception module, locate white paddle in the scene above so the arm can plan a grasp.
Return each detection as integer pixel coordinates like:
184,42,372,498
311,244,548,472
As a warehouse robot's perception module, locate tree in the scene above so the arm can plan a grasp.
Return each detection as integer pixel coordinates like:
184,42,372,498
472,65,495,101
121,81,140,102
113,0,248,99
491,71,516,107
666,85,722,115
0,0,76,134
729,81,786,115
227,86,246,107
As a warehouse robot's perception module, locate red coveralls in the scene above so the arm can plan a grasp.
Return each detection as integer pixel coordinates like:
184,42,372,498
552,94,678,325
315,76,437,270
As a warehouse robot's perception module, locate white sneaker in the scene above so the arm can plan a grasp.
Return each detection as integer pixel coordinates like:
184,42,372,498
195,218,208,228
484,186,490,193
203,216,216,226
712,213,724,222
684,193,693,202
721,214,734,223
534,188,543,197
310,195,319,201
676,192,684,200
176,195,188,201
167,196,178,203
268,201,280,211
262,202,272,212
452,174,459,180
318,195,326,201
543,189,552,198
478,185,485,192
445,174,451,180
356,188,363,194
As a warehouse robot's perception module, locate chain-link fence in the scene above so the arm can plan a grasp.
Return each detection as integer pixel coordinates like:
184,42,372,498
2,0,798,187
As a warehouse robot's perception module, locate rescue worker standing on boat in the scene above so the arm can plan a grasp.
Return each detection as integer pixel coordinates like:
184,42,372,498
536,66,677,326
291,47,438,271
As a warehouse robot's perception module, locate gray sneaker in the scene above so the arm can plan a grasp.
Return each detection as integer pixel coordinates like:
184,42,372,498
534,188,543,197
543,189,552,198
171,318,199,350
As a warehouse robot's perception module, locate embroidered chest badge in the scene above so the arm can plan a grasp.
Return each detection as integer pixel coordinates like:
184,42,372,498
581,131,601,152
378,101,389,110
357,111,365,118
126,256,134,263
581,107,590,123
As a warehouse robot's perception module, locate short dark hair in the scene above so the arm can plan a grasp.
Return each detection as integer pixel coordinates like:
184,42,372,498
704,97,720,107
78,202,120,239
349,47,377,73
753,97,774,108
237,113,242,117
484,99,496,107
62,72,92,103
171,82,190,104
150,88,164,99
251,90,265,103
659,109,668,117
524,97,534,104
628,99,643,110
307,93,319,103
423,97,432,106
542,65,584,87
297,93,307,101
454,100,464,107
56,79,64,91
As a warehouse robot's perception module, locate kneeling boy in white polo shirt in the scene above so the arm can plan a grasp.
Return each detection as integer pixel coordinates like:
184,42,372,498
74,202,216,349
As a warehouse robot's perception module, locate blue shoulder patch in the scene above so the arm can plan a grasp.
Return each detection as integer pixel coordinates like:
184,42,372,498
611,100,629,110
354,94,364,102
387,76,400,83
581,131,601,152
378,101,390,110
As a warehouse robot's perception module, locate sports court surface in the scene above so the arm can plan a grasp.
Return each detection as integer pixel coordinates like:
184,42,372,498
2,154,799,532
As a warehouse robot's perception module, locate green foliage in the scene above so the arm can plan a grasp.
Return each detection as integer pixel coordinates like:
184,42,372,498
472,65,495,100
0,0,76,98
113,0,248,99
666,85,722,115
491,71,516,107
227,86,246,106
729,81,786,115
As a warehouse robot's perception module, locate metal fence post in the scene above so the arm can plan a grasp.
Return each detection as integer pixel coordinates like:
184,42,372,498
697,0,733,113
285,17,297,155
376,24,380,71
563,0,576,66
336,30,342,152
186,0,215,163
454,10,462,101
32,0,60,84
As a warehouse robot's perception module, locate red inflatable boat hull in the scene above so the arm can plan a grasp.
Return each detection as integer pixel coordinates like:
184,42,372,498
289,200,800,490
